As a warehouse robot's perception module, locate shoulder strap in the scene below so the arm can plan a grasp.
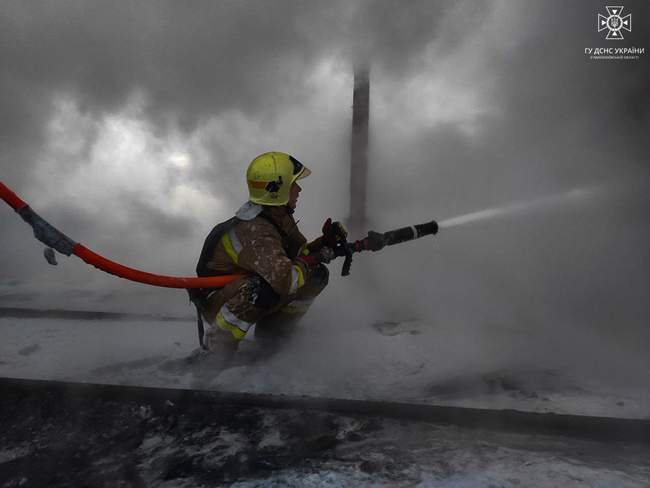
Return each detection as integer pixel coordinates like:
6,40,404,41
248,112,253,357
195,217,239,277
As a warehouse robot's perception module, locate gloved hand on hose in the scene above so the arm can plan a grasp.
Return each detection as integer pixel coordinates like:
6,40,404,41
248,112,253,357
321,218,347,247
298,246,336,268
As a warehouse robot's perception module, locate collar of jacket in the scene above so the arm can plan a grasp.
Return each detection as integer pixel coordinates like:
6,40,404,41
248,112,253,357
235,201,263,220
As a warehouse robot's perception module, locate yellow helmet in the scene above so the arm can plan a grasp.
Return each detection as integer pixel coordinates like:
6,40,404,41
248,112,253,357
246,152,311,206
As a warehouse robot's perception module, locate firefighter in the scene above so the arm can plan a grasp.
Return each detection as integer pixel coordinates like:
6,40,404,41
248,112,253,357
192,152,343,361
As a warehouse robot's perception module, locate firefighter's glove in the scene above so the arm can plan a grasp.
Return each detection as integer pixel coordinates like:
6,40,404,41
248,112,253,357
299,247,336,268
366,230,387,252
322,218,348,248
319,246,336,263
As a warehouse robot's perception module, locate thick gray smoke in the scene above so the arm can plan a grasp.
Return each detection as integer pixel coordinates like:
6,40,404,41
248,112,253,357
0,0,648,399
0,0,463,312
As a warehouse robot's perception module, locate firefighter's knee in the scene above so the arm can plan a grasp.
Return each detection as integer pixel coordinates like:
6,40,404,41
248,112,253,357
248,275,281,308
313,263,329,289
206,275,281,342
301,263,329,297
278,264,328,315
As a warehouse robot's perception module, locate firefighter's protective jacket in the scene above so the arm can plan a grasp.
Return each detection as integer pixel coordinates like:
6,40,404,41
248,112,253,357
203,202,324,298
195,201,328,345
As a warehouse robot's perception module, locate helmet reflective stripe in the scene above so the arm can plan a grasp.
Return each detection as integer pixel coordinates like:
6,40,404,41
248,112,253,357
216,304,253,340
246,152,311,206
221,228,242,264
290,264,305,294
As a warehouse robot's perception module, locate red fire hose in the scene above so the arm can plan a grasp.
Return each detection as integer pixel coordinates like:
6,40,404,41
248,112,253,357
0,181,241,289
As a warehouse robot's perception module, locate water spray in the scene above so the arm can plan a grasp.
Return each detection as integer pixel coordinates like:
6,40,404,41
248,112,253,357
439,187,600,229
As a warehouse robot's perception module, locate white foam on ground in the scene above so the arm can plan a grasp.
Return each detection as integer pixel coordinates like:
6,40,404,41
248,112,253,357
1,313,648,419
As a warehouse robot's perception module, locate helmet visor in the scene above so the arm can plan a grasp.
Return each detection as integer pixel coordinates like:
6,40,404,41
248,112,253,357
290,155,311,180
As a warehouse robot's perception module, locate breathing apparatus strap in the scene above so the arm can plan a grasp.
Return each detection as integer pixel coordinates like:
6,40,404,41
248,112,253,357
196,303,207,350
187,288,209,350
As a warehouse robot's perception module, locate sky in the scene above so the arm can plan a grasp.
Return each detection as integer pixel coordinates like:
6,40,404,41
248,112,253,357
1,0,648,355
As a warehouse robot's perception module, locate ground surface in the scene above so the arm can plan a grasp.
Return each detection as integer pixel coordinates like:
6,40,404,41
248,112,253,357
1,308,650,486
1,380,649,488
0,308,648,419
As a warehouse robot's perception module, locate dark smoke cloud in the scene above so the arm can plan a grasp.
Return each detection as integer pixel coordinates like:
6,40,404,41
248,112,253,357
0,0,648,336
0,0,459,308
363,0,650,378
0,0,454,178
370,0,649,216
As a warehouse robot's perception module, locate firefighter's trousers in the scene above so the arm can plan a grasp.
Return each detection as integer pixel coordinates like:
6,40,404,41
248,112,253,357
201,264,329,354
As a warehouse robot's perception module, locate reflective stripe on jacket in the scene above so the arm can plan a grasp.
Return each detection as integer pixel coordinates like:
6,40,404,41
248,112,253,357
203,204,312,298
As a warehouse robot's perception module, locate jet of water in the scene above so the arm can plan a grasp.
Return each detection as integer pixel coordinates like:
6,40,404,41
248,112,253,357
439,187,598,229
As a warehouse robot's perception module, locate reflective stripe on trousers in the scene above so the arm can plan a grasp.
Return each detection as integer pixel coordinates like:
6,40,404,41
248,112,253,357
216,303,254,340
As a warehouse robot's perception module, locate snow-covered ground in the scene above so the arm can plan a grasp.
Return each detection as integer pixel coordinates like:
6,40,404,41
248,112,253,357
2,383,649,487
1,301,648,420
2,300,649,486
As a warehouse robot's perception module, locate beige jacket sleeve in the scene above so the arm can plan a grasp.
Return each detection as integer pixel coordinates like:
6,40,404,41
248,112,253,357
233,219,310,297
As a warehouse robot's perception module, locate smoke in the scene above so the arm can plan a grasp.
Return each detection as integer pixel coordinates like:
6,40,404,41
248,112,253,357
0,0,648,405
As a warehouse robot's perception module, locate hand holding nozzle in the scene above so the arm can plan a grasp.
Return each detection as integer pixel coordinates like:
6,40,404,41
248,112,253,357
337,219,439,276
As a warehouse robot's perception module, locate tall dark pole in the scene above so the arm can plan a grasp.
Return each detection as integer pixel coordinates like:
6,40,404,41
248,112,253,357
349,66,370,231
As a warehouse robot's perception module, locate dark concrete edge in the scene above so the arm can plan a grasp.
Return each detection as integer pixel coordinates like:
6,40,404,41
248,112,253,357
1,376,649,444
0,306,192,322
